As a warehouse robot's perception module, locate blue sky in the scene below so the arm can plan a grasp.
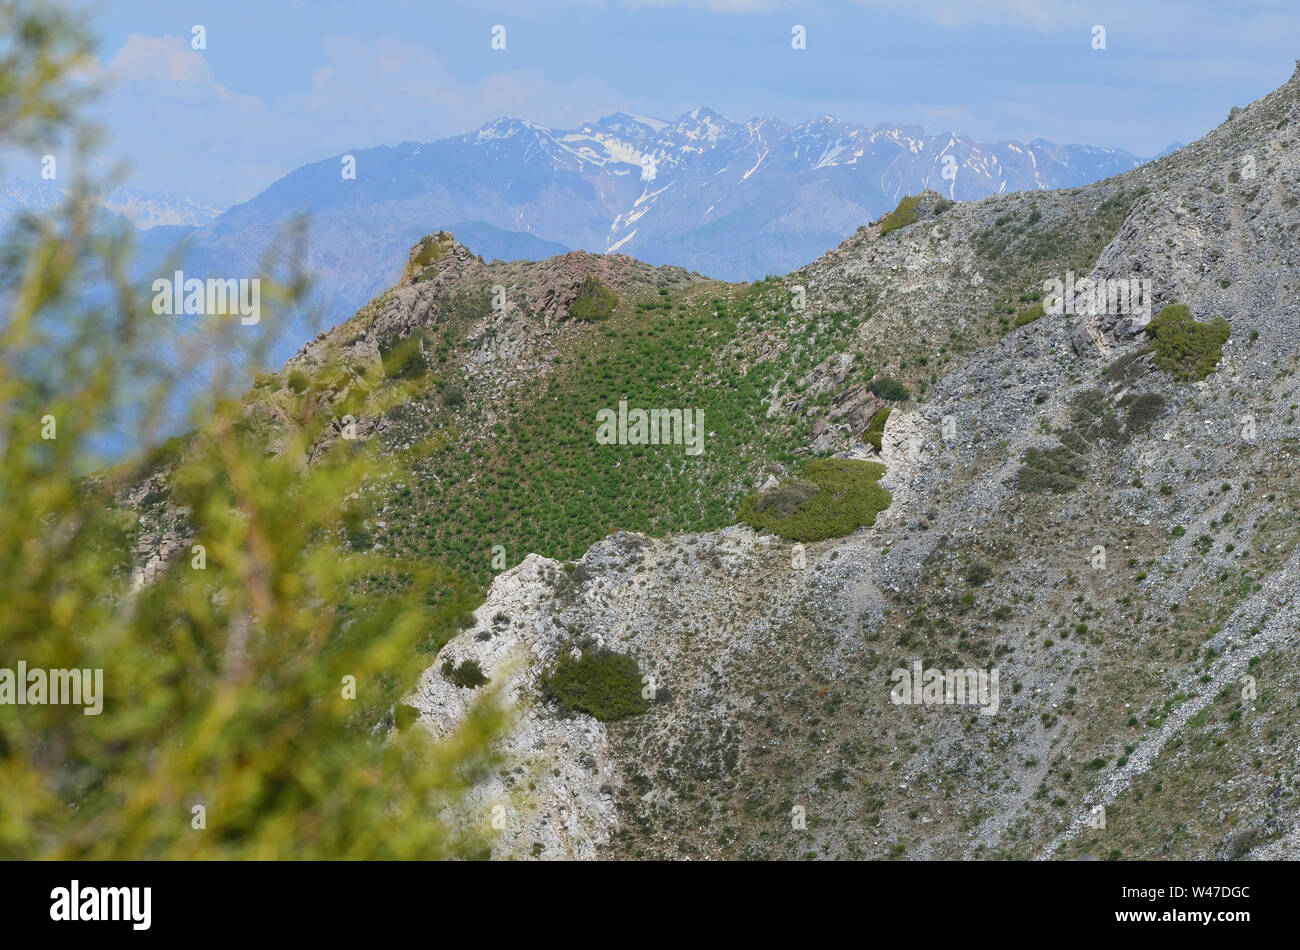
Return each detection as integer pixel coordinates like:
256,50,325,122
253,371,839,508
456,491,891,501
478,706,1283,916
36,0,1300,208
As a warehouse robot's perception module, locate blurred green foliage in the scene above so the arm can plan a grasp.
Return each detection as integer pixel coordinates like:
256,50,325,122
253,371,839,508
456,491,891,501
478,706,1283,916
0,0,505,859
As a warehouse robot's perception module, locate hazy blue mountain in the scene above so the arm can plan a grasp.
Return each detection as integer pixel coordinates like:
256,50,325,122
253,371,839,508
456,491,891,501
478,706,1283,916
0,174,220,229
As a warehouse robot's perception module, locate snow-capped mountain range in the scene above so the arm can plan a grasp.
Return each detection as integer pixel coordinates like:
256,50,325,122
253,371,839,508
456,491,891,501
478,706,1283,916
198,107,1145,314
6,109,1150,369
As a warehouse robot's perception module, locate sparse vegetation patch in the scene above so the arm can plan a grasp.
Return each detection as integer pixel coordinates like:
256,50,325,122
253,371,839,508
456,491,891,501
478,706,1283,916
441,658,489,689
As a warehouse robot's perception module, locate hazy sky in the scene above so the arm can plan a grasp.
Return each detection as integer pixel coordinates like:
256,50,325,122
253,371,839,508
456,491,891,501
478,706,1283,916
36,0,1300,208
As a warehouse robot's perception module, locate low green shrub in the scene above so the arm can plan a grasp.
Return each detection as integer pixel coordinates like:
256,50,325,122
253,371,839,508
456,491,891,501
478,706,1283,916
865,406,891,451
541,650,647,721
867,376,911,402
1013,302,1045,328
570,275,618,322
1144,303,1230,381
1122,392,1167,430
737,458,891,541
751,478,820,517
1017,433,1088,494
440,381,466,409
879,194,922,236
441,658,489,689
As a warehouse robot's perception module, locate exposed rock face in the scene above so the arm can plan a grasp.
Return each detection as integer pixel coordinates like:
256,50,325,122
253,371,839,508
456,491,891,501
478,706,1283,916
410,528,830,859
398,231,480,288
410,554,621,859
124,471,191,591
265,233,701,460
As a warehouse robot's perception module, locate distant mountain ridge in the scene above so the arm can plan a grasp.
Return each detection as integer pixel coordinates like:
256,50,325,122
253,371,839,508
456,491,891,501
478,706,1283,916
173,108,1148,360
5,110,1151,376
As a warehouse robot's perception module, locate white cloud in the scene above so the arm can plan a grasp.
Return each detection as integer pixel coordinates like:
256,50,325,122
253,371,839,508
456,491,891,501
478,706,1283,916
283,36,622,141
919,104,974,124
104,34,216,85
286,37,468,117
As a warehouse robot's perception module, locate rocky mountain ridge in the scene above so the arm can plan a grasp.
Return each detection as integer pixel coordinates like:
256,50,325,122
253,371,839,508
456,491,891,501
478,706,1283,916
131,64,1300,860
401,67,1300,859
